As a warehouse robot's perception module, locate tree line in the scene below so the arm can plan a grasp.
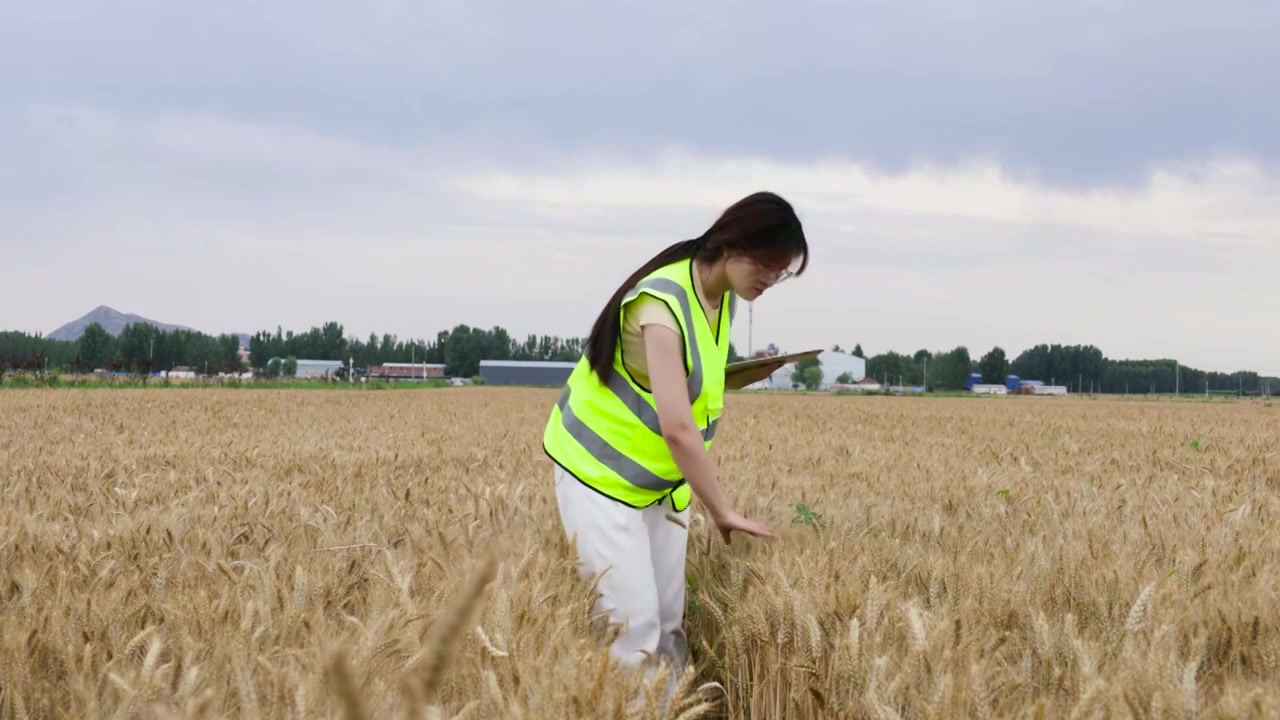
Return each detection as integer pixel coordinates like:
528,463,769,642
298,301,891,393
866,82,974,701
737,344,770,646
2,322,1274,394
247,323,595,377
0,324,242,376
844,342,1276,395
0,321,597,379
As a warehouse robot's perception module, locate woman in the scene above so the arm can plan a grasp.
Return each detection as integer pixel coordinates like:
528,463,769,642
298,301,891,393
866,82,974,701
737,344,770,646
542,191,810,696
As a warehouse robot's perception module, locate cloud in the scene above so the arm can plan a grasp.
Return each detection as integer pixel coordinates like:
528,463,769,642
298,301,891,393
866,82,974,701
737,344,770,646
453,148,1280,268
2,1,1278,187
448,147,1280,373
1,104,1276,375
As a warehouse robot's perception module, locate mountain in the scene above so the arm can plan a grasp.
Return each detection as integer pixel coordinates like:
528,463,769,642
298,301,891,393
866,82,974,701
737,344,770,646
48,306,251,348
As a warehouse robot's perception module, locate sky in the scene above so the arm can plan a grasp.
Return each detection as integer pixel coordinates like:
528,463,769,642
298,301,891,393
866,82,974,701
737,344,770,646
2,1,1278,375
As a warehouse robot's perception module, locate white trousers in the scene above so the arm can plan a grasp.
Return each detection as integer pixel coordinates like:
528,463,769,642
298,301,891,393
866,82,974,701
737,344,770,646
553,463,690,682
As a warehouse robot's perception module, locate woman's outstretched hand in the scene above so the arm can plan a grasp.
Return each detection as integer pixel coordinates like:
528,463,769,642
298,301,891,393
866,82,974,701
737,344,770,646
713,510,778,545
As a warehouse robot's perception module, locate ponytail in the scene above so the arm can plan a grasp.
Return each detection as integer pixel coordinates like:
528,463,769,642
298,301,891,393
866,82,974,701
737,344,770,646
581,190,807,386
583,238,701,385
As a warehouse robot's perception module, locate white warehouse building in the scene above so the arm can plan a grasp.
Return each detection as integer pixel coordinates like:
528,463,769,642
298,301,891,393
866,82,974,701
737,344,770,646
292,359,344,379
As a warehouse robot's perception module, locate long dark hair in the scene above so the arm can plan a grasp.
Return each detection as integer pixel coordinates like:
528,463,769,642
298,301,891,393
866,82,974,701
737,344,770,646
583,191,809,385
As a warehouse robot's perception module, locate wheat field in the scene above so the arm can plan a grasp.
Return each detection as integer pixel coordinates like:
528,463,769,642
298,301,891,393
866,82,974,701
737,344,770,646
2,388,1278,719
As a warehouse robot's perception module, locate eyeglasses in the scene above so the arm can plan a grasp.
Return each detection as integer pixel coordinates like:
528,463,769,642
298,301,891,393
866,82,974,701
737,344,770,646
754,259,799,286
758,267,795,285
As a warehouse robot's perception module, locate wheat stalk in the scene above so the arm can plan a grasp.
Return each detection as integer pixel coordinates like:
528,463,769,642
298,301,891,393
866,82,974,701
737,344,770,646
4,388,1280,718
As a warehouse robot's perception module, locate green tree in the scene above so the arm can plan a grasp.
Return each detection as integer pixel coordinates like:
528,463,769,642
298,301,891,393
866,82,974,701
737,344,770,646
77,322,113,370
283,356,298,377
443,324,485,377
266,357,282,378
1011,343,1106,390
929,346,972,390
218,335,243,373
792,356,823,390
948,346,972,389
867,351,921,386
852,344,864,358
801,365,823,390
836,371,854,384
116,323,158,372
979,346,1009,385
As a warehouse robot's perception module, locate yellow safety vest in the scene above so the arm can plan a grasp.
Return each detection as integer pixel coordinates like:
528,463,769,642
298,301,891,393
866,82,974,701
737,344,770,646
543,258,736,512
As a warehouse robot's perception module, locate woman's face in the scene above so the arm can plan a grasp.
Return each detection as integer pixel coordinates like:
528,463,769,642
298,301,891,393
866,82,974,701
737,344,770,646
724,252,801,301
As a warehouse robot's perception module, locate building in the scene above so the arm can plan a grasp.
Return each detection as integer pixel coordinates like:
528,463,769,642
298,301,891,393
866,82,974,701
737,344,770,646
293,359,344,379
748,349,867,391
963,372,1009,394
478,359,577,387
832,376,882,392
1005,375,1044,391
369,362,446,381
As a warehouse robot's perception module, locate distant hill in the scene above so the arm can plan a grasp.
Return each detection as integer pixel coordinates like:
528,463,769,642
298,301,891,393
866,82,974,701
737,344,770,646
48,306,250,348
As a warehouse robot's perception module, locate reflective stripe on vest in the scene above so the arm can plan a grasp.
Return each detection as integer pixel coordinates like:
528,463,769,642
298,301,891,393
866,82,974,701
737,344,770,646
543,259,729,508
620,277,702,400
554,384,682,491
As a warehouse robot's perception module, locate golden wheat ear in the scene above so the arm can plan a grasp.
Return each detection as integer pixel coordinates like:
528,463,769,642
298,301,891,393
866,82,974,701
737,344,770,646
415,545,500,705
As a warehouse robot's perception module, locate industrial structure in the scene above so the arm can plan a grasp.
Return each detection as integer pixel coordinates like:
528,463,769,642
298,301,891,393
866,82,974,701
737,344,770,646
962,373,1068,395
963,373,1009,394
1003,374,1068,395
292,359,344,379
368,362,446,381
478,359,577,387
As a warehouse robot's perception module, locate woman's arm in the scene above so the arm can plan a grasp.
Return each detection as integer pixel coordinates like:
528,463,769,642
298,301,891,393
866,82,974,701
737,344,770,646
644,324,731,518
644,324,776,543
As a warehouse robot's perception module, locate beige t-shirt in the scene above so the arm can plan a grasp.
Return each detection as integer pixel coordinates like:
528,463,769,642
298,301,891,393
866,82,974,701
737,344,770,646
620,269,722,388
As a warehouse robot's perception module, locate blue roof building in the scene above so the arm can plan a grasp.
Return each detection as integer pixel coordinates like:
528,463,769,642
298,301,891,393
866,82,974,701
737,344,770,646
478,359,577,387
1005,374,1045,391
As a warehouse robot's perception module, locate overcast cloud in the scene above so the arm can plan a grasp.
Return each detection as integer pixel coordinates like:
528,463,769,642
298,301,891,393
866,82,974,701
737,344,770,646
2,1,1277,374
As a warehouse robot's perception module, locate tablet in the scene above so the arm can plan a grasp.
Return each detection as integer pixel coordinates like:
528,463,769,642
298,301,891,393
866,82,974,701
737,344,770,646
725,349,823,373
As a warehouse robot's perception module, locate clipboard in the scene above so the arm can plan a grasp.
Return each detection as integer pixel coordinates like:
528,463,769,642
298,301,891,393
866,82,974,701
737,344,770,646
725,348,823,374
